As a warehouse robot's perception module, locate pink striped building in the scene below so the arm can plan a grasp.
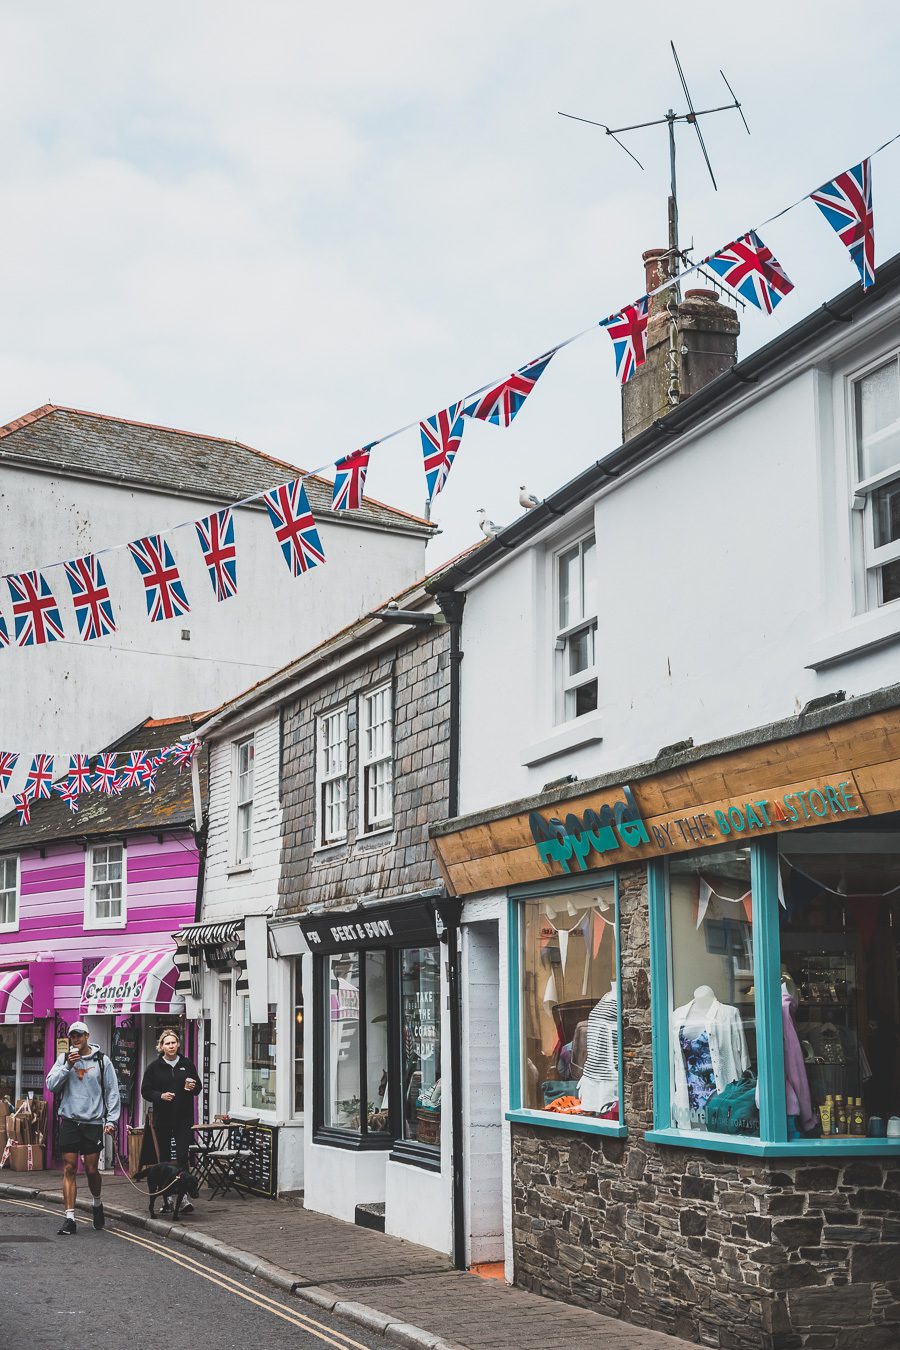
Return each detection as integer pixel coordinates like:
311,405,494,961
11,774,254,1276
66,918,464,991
0,716,205,1166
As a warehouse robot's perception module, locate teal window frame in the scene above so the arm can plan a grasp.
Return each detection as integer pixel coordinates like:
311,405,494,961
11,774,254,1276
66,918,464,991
646,837,900,1158
506,871,627,1138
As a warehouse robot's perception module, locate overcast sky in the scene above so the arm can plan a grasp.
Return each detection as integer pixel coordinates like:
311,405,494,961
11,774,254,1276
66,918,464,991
2,2,899,565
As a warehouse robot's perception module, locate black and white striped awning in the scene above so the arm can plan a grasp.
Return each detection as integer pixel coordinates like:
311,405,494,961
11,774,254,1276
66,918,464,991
174,920,245,999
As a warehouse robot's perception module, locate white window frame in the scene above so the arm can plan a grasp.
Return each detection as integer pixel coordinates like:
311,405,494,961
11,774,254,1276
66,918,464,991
316,705,348,847
238,994,279,1121
84,842,127,930
848,350,900,613
358,682,393,835
233,736,255,867
0,854,19,932
553,532,598,724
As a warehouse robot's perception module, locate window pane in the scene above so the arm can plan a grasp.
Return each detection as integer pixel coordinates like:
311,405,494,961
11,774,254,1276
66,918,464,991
668,849,757,1135
242,1001,277,1112
520,887,620,1120
857,360,900,479
0,1026,16,1102
873,480,900,549
582,537,597,618
0,892,13,925
881,558,900,605
401,946,441,1145
294,966,304,1115
558,545,580,630
367,760,393,826
779,840,900,1139
365,950,390,1135
21,1023,45,1099
567,627,594,676
574,681,598,718
325,954,361,1131
0,858,14,889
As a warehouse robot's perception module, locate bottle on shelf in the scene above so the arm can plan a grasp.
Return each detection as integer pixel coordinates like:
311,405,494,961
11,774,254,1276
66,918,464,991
835,1095,847,1135
851,1098,866,1136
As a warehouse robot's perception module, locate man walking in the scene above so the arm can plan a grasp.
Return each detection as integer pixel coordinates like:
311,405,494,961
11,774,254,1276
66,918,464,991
45,1020,120,1236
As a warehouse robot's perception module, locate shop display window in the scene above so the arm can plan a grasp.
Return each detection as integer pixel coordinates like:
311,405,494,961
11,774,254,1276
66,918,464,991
400,946,441,1148
667,849,758,1135
0,1025,16,1102
293,961,304,1116
242,1001,277,1113
649,827,900,1153
779,834,899,1141
516,883,622,1127
0,1024,46,1104
322,951,391,1135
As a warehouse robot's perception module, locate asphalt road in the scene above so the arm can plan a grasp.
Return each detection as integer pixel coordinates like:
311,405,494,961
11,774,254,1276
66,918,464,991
0,1198,377,1350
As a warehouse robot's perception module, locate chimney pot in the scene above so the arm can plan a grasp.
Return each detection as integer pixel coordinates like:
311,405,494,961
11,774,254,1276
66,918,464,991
684,288,720,303
642,248,671,297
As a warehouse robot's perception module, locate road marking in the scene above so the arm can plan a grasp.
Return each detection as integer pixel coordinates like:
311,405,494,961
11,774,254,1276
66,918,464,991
1,1197,370,1350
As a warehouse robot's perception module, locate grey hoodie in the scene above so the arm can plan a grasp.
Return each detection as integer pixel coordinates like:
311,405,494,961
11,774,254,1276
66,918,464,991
45,1045,121,1125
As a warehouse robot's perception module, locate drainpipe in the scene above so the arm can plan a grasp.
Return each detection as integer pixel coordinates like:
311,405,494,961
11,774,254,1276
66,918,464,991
433,590,466,1268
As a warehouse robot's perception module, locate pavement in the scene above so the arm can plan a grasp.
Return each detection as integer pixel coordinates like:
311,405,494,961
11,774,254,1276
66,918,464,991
0,1171,696,1350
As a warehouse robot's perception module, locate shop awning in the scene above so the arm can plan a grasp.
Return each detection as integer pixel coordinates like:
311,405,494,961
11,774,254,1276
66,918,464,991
0,969,33,1024
174,920,244,1000
80,949,185,1017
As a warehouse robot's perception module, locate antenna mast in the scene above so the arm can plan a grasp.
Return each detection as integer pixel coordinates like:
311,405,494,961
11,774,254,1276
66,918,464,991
559,42,750,290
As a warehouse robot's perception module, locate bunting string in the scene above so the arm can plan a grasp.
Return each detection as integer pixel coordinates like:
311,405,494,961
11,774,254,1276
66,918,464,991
2,131,900,653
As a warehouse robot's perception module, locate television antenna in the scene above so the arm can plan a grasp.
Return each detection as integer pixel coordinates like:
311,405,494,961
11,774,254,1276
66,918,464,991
559,42,750,292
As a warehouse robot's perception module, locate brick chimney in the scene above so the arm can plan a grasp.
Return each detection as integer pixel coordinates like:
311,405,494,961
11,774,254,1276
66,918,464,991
620,248,740,443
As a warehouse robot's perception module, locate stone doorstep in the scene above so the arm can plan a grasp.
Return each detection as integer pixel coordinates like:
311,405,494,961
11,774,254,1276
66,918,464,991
0,1178,697,1349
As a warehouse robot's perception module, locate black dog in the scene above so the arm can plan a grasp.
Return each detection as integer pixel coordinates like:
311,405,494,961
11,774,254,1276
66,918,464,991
136,1163,200,1219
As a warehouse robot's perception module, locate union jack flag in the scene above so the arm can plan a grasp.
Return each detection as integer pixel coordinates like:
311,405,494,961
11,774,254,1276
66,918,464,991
14,794,30,827
128,535,190,622
600,298,650,384
332,445,374,512
118,751,152,790
195,509,237,602
24,754,54,801
67,755,93,794
93,752,119,796
264,480,325,577
53,778,80,814
420,403,465,502
170,739,199,774
0,612,7,648
463,349,558,428
704,231,794,315
6,571,66,646
810,159,875,290
0,753,19,793
64,554,117,641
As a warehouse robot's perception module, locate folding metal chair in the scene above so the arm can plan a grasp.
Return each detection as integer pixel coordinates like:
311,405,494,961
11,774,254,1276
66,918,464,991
205,1119,260,1200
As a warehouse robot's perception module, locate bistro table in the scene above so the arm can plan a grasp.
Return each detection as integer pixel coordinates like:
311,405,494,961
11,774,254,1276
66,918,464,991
189,1120,232,1189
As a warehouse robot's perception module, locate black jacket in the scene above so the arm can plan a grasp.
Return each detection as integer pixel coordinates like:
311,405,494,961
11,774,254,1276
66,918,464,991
141,1055,202,1125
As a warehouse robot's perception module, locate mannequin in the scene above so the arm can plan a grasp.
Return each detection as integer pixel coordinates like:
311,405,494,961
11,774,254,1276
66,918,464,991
574,981,619,1112
671,985,750,1128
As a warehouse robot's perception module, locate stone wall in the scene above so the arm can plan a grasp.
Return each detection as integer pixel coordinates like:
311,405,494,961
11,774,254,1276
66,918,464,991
278,623,451,912
511,864,900,1350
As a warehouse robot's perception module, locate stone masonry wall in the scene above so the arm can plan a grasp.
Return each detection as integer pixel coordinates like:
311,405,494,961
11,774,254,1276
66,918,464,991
511,865,900,1350
278,624,451,912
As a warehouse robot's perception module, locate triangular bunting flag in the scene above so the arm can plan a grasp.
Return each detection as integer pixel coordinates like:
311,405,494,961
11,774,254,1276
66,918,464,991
92,752,119,796
195,510,237,602
53,778,80,814
67,755,92,794
118,751,152,790
704,231,794,314
600,298,650,384
13,793,30,827
0,611,9,649
332,445,375,512
264,480,325,577
420,403,465,502
810,159,874,290
64,554,117,641
0,752,19,792
24,755,54,801
6,571,65,646
463,349,558,427
128,536,190,622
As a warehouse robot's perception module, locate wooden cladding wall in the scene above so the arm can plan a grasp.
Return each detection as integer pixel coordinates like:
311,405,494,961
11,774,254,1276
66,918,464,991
432,707,900,896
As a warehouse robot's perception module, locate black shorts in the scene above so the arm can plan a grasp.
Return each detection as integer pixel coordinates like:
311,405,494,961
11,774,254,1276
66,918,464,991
59,1118,104,1157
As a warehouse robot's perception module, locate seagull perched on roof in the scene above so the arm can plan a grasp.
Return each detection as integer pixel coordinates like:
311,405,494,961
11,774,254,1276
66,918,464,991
519,485,541,510
476,508,501,538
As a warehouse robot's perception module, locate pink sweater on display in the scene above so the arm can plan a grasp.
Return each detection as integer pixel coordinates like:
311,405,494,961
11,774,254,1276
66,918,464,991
783,991,817,1131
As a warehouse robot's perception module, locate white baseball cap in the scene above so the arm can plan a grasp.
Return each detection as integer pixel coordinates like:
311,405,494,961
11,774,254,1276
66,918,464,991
67,1020,89,1035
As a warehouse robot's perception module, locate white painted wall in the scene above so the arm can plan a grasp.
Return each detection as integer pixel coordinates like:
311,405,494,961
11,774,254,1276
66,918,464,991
457,307,900,818
0,463,428,775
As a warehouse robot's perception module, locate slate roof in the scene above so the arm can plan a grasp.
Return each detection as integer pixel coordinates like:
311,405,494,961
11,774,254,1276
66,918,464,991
0,715,209,851
0,405,433,536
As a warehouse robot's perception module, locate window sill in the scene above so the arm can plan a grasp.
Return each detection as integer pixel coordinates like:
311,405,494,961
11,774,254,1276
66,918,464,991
644,1127,900,1158
357,825,393,844
312,839,348,858
226,864,252,877
83,916,127,932
805,603,900,669
389,1140,441,1172
312,1128,394,1153
506,1108,626,1138
520,716,603,768
0,921,20,934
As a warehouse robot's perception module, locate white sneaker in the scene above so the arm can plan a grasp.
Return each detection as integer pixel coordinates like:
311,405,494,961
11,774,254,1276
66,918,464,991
180,1201,194,1214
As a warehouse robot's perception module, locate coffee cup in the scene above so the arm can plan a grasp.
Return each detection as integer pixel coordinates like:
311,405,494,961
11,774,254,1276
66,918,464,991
867,1116,885,1138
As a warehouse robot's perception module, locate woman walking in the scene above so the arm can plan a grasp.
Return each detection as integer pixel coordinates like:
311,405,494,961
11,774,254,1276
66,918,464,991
139,1029,202,1212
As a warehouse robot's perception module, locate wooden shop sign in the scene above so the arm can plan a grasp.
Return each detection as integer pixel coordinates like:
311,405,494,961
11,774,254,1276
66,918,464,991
431,705,900,896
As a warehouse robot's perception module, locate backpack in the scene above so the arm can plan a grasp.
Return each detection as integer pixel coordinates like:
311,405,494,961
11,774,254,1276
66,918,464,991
705,1070,759,1136
54,1049,109,1120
